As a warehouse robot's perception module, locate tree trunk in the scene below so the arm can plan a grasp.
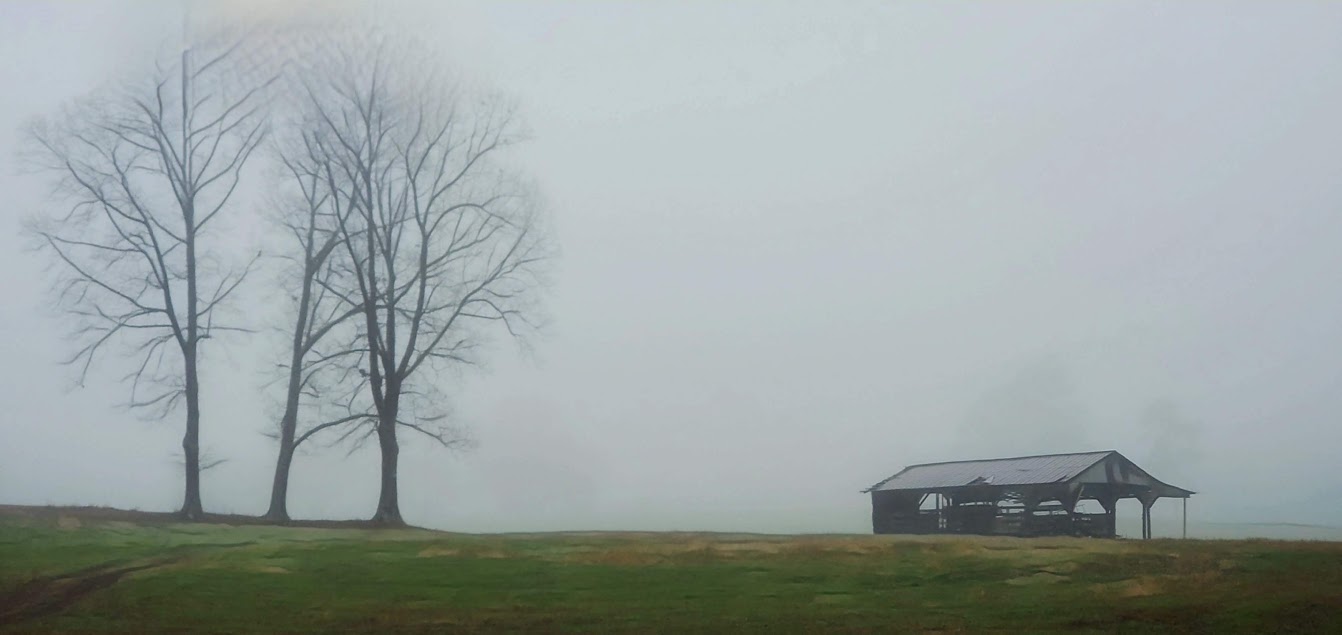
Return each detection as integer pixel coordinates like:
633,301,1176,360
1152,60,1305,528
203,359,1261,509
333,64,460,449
180,346,204,520
265,411,297,521
371,406,403,526
266,252,317,522
265,330,308,520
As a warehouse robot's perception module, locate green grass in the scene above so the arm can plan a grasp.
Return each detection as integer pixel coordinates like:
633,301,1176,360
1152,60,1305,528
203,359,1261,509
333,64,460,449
1,510,1340,633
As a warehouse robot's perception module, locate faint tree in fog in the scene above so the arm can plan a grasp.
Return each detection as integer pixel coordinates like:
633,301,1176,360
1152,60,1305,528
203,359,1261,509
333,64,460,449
293,40,551,525
1139,399,1202,486
26,40,271,520
957,358,1095,458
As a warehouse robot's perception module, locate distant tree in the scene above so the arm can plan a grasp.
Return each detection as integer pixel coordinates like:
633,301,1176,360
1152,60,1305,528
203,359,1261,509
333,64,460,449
291,41,551,525
26,41,270,520
1138,398,1201,486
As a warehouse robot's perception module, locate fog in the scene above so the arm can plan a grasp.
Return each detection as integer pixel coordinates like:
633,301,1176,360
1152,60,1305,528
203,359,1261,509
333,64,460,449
3,1,1341,537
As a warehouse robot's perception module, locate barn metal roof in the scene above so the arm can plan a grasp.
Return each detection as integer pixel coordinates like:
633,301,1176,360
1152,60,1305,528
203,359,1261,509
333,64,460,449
866,451,1114,492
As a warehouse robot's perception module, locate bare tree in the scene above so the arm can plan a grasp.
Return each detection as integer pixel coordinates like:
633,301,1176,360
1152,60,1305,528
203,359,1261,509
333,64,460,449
295,44,549,525
26,41,270,520
261,122,372,521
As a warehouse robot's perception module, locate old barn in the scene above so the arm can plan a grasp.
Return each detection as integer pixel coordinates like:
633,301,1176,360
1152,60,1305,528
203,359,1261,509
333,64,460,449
864,450,1193,538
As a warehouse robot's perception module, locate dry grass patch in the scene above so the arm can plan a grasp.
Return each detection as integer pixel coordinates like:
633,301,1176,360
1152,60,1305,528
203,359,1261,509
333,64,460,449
1005,571,1069,586
1089,575,1170,598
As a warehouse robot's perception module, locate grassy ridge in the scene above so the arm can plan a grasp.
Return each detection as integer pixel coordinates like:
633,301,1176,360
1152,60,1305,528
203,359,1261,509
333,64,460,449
1,509,1340,633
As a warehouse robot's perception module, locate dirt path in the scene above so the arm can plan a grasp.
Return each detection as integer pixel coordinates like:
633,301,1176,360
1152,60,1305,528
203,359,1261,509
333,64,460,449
0,558,175,625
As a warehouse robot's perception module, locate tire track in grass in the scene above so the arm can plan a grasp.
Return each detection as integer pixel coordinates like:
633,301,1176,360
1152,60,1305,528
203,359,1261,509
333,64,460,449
0,557,178,625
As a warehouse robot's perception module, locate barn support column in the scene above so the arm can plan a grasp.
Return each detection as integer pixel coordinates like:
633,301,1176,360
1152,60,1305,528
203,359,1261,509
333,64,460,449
1138,493,1158,540
1021,490,1041,536
1097,495,1117,539
1061,484,1082,536
1182,497,1187,539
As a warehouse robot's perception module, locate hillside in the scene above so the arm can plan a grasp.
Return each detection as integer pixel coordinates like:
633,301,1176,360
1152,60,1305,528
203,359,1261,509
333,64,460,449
1,506,1339,633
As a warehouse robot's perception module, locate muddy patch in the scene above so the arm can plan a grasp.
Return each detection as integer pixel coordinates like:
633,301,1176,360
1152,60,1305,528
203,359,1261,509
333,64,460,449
0,558,174,624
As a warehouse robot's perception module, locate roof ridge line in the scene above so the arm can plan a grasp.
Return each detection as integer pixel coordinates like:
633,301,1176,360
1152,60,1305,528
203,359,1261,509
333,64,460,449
901,449,1115,469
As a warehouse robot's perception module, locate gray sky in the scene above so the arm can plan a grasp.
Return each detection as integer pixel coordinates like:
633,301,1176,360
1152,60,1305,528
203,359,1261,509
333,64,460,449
3,1,1342,537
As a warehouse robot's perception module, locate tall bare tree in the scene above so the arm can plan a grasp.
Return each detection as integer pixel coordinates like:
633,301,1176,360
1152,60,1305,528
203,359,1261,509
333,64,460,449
27,42,270,520
295,45,549,525
262,123,372,521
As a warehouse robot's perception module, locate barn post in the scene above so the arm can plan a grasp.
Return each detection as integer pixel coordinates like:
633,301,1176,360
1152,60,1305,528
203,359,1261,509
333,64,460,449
1097,494,1117,539
1021,489,1040,537
1062,484,1082,536
1182,497,1187,539
1138,493,1156,540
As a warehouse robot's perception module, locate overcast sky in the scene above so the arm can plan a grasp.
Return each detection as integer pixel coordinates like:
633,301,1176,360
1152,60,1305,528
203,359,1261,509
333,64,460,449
3,1,1342,537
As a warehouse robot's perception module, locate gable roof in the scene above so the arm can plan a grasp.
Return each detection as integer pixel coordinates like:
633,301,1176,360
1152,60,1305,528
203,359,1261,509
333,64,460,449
865,450,1114,492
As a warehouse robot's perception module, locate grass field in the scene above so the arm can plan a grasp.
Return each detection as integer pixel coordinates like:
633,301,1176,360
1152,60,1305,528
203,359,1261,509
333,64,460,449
1,506,1340,633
